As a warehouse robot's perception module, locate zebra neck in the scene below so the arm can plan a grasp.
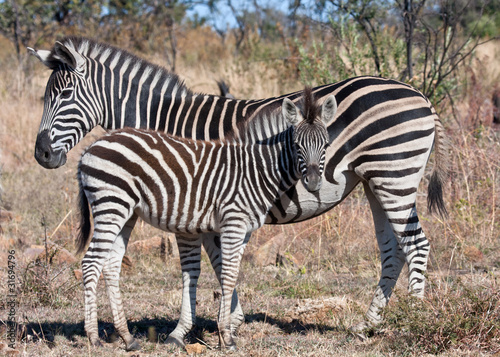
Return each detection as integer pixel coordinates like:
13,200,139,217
101,73,183,131
102,81,254,140
97,60,260,138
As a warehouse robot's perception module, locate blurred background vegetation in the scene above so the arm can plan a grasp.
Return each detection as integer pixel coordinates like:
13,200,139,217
0,2,499,354
1,0,499,108
1,0,499,265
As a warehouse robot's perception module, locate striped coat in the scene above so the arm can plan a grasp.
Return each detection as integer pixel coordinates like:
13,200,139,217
77,90,336,350
29,38,449,348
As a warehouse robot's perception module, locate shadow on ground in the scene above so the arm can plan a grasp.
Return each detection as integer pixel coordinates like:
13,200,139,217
21,311,341,348
245,312,341,334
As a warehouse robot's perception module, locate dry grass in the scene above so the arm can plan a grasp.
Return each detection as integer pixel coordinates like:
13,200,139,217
0,34,499,356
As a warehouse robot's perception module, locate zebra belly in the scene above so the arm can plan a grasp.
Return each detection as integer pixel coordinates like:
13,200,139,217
266,171,360,224
135,205,263,236
135,206,217,236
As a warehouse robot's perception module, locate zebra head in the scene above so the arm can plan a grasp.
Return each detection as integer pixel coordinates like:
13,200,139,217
282,89,337,192
28,40,98,169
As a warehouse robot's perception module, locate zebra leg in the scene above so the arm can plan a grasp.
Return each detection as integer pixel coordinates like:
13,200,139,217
165,235,203,348
354,179,430,334
351,183,406,334
102,215,140,351
370,179,430,298
82,215,131,347
203,234,244,336
390,204,429,298
217,228,249,350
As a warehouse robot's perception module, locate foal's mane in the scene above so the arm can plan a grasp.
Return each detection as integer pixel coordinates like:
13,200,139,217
230,86,320,143
301,86,321,125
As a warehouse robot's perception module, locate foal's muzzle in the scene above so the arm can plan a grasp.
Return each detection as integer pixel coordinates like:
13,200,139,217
302,163,323,192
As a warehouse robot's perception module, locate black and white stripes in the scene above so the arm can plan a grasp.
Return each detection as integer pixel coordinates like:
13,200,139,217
29,38,450,349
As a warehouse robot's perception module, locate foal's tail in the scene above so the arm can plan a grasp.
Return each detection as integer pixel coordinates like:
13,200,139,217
427,111,451,218
76,171,92,255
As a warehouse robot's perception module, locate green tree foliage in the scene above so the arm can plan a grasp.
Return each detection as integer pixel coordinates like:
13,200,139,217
0,0,55,59
1,0,499,109
458,0,500,38
0,0,214,67
294,0,499,107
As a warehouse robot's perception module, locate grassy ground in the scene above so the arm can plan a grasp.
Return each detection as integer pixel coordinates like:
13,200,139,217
0,36,499,356
2,253,498,356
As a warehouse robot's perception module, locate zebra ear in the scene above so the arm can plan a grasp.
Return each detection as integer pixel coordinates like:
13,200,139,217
283,98,302,126
27,48,53,68
53,41,86,71
321,95,337,125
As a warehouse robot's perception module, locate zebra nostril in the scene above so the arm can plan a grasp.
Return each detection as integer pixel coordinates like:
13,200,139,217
44,151,50,159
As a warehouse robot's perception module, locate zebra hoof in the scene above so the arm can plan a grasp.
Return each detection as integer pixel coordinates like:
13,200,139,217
165,335,185,348
125,339,141,351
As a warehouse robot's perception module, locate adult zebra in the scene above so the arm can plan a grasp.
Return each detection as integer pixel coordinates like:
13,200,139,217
77,89,336,350
29,37,449,347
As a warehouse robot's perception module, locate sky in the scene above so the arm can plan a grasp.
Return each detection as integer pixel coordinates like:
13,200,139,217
185,0,297,30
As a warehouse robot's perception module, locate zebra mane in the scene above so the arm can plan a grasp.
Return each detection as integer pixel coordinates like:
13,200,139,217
45,36,192,97
231,86,319,144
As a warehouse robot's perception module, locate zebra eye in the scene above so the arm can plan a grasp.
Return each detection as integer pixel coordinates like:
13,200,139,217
60,89,72,99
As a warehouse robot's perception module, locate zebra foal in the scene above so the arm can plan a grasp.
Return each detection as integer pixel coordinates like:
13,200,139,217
77,88,337,350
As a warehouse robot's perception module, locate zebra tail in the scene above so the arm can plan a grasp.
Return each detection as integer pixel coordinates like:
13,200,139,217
76,177,92,255
427,114,451,218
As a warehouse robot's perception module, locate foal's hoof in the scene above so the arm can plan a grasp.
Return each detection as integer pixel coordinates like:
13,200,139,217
216,343,237,351
90,338,103,347
125,339,142,351
165,335,185,348
350,321,375,341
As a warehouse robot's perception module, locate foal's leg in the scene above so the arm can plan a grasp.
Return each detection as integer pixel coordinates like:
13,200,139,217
203,234,244,336
102,214,139,351
166,233,245,347
166,235,203,347
217,228,250,350
82,213,132,347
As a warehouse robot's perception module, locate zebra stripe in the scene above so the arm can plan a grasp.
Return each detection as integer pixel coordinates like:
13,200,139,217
77,90,335,350
29,38,449,347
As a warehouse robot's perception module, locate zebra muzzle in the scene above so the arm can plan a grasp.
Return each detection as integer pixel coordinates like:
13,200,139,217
34,130,67,169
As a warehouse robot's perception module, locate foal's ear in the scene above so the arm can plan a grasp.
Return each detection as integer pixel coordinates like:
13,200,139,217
321,95,337,125
283,98,302,126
